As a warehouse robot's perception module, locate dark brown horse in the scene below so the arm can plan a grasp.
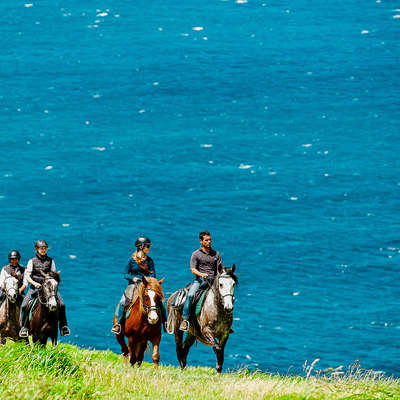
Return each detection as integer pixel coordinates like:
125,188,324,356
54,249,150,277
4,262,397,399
114,276,164,368
29,271,60,345
0,274,23,344
167,265,237,372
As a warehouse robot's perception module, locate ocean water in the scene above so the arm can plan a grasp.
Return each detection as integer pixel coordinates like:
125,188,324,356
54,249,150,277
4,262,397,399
0,0,399,376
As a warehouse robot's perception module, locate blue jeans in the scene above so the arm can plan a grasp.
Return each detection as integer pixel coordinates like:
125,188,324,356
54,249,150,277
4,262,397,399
182,278,206,320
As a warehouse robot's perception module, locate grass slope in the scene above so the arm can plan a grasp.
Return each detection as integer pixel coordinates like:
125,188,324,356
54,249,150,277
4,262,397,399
0,341,398,399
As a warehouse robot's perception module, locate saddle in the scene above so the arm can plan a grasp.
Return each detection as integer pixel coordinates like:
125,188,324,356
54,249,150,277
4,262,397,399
171,283,209,317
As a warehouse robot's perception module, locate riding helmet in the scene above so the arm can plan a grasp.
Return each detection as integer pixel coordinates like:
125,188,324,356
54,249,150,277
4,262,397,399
8,250,21,260
35,239,48,249
135,237,152,249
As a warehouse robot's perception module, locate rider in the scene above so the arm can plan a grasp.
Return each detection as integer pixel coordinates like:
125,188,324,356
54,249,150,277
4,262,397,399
111,236,167,334
179,230,223,331
0,251,26,304
19,240,71,338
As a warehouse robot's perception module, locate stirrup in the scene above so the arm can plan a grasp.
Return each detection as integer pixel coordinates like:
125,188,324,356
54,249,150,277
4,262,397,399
179,320,190,331
60,326,71,336
19,327,29,338
111,324,121,334
229,328,234,334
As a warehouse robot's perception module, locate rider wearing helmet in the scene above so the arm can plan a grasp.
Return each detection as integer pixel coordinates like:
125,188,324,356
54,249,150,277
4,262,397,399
111,236,167,334
19,240,71,338
0,250,26,304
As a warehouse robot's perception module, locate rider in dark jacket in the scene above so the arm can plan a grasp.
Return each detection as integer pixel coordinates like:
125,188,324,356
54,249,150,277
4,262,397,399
111,237,167,334
19,240,70,338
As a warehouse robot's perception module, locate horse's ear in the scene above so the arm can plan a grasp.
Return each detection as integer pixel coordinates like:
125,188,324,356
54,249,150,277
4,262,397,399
218,264,223,274
232,264,236,273
158,277,165,285
142,276,148,286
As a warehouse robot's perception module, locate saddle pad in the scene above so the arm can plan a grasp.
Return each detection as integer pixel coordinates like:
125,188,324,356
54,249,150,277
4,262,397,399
195,289,209,316
28,298,38,322
170,287,188,309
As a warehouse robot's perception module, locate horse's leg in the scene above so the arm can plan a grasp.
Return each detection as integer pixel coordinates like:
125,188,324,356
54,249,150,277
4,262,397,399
173,324,186,368
181,333,196,369
51,336,57,347
116,332,129,357
135,340,147,367
127,336,137,366
213,337,228,373
151,336,161,369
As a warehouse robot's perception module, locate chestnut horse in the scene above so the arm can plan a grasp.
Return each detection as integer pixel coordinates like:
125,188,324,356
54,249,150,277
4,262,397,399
0,274,23,343
167,265,237,372
29,271,60,345
114,276,164,368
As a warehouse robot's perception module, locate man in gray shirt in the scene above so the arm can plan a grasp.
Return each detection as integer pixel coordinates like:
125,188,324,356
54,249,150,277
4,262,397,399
180,230,223,331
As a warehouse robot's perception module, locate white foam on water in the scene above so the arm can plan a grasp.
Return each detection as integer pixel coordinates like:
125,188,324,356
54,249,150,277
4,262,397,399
24,3,33,7
233,317,240,321
209,160,214,164
239,164,252,169
361,30,369,34
69,255,77,259
85,121,90,125
97,12,108,17
237,0,248,3
302,143,312,147
393,15,400,19
269,171,277,175
245,354,252,360
41,192,46,196
293,292,300,296
290,197,298,201
115,14,120,18
153,82,159,86
62,224,70,227
93,93,101,98
128,194,133,198
92,147,106,151
192,26,204,31
203,37,208,40
44,165,53,170
200,144,213,148
138,109,146,113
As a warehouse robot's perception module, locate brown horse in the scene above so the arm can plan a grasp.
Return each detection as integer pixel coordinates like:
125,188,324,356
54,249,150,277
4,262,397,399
167,265,237,372
29,271,60,345
114,276,165,368
0,274,23,344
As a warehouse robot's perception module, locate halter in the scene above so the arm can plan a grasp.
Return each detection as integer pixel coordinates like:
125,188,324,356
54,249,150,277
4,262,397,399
215,274,236,307
143,288,160,315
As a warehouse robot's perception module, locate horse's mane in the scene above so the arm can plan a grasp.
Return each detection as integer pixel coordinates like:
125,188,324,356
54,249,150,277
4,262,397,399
138,277,164,316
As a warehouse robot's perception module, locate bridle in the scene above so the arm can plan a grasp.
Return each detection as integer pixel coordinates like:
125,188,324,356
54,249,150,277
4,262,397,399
4,275,18,299
37,278,58,308
143,288,161,315
215,274,236,308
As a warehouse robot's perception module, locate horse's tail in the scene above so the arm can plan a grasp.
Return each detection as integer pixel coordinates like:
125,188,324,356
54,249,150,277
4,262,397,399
166,306,177,334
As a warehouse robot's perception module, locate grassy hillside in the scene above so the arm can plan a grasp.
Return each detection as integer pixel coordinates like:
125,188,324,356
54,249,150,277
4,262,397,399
0,341,398,399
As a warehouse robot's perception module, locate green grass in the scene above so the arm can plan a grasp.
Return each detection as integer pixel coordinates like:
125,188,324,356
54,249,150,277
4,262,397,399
0,341,398,399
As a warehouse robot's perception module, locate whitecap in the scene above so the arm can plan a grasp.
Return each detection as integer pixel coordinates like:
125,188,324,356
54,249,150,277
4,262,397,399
290,196,298,201
192,26,204,31
293,292,300,296
92,147,106,151
93,93,101,98
361,30,369,34
85,121,90,125
69,254,77,259
97,12,108,17
245,354,252,360
41,192,46,196
239,164,252,169
200,144,213,148
209,160,214,164
393,15,400,19
138,109,146,113
44,165,53,170
62,223,70,227
153,82,159,86
24,3,33,7
269,171,277,175
302,143,312,147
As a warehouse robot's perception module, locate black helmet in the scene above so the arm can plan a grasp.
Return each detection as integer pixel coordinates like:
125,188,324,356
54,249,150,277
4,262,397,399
135,237,152,249
8,250,21,260
35,240,48,249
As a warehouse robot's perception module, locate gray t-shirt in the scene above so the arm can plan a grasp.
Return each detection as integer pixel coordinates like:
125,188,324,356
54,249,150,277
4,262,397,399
190,248,223,277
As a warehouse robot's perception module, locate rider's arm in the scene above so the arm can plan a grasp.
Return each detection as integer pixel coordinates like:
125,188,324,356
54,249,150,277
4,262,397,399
24,260,41,288
124,259,135,283
0,268,6,290
50,260,56,272
190,253,208,279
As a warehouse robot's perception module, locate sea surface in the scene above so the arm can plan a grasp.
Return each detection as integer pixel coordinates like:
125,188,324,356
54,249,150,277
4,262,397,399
0,0,399,376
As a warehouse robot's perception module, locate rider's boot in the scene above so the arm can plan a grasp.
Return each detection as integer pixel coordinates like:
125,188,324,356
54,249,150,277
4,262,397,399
111,323,121,334
60,326,71,336
19,326,29,338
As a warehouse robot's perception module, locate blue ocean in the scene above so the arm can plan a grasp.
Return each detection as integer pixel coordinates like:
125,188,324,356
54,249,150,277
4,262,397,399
1,0,399,376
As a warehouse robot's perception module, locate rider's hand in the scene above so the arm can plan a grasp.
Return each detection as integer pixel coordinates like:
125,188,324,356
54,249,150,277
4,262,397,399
201,273,208,279
133,277,139,283
33,282,42,289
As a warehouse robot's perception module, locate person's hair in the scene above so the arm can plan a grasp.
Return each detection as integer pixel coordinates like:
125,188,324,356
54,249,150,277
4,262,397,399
199,230,211,240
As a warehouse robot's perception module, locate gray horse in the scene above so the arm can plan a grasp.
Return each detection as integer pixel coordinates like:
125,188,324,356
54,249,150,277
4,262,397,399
0,274,23,344
167,265,237,372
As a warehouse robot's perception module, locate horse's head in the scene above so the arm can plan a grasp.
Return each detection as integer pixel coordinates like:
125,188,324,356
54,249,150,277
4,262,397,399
39,271,60,312
4,275,20,303
216,264,237,312
141,277,164,325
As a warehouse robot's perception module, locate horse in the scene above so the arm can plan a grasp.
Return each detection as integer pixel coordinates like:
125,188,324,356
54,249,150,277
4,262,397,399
167,264,237,372
29,271,60,345
0,274,23,344
114,276,165,369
